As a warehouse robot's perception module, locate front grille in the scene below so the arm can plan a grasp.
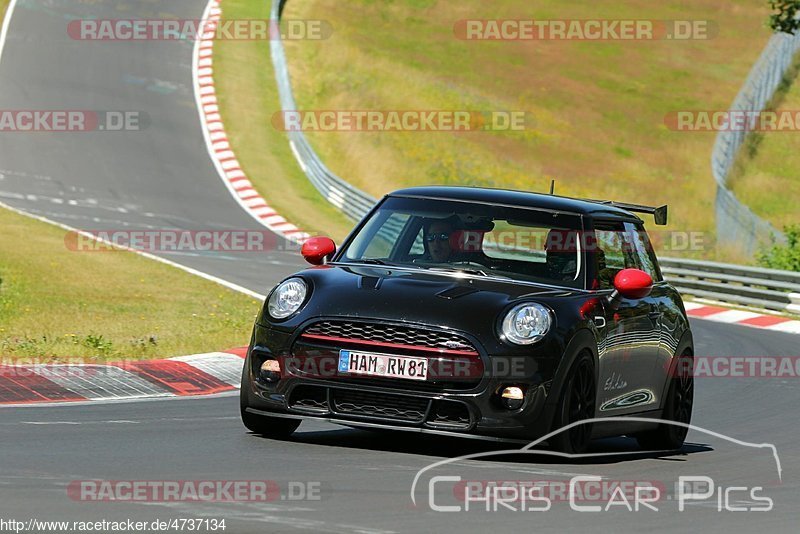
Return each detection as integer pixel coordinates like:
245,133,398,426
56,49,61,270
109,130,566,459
294,320,484,392
332,389,429,422
303,320,477,354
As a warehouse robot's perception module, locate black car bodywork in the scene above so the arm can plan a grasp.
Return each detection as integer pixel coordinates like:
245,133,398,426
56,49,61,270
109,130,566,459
241,187,694,452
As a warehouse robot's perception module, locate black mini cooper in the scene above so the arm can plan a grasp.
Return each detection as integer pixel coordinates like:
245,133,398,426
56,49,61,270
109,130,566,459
240,187,694,453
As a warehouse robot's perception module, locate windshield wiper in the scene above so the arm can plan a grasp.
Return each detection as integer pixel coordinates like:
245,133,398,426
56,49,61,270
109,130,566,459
343,259,428,271
349,260,498,278
351,259,393,266
457,268,490,277
426,266,491,277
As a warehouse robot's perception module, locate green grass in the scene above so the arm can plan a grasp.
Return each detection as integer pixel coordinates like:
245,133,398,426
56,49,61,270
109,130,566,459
0,206,261,362
1,0,8,37
213,0,781,261
727,52,800,231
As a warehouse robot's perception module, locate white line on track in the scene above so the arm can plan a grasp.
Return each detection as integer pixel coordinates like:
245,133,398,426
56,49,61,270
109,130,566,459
21,420,141,425
0,0,19,63
0,416,240,426
0,389,238,409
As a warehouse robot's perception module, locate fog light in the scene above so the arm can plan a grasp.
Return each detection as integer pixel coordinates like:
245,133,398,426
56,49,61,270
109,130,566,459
501,386,524,410
259,359,281,383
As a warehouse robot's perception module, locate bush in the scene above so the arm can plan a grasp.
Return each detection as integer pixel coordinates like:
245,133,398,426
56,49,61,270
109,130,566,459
769,1,800,33
756,225,800,271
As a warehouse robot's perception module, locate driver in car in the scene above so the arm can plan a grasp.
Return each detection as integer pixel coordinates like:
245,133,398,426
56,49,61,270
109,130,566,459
423,218,456,263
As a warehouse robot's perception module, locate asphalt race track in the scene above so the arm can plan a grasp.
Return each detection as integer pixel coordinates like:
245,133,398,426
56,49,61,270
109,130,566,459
1,1,799,532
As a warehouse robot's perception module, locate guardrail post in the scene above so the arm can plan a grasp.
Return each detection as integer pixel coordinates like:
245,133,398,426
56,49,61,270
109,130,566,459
788,293,800,315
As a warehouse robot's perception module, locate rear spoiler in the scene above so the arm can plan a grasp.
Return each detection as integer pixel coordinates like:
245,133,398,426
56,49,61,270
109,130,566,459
583,199,668,226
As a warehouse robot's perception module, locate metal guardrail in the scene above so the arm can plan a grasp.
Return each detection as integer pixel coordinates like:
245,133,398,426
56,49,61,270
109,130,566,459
270,0,800,316
660,258,800,314
711,29,800,255
270,0,378,223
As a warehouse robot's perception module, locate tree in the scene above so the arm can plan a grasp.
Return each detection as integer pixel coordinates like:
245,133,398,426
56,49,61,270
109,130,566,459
769,1,800,33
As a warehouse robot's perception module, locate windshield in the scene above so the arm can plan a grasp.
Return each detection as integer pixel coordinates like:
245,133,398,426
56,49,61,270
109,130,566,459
337,196,585,289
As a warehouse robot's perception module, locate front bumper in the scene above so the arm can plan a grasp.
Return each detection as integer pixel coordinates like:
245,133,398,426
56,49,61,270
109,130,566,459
241,320,564,441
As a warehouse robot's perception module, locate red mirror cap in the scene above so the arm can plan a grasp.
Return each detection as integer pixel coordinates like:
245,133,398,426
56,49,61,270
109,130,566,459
301,237,336,266
613,268,653,300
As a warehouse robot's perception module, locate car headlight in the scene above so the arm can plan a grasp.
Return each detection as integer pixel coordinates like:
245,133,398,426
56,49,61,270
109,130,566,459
267,278,308,319
500,303,551,345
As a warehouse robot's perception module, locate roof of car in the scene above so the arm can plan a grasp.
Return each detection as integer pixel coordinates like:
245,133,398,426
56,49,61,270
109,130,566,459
388,186,642,220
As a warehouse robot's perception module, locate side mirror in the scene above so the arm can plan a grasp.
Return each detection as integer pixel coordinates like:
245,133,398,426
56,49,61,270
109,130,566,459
301,236,336,265
613,268,653,300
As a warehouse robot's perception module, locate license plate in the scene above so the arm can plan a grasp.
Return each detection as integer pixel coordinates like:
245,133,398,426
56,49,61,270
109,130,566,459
338,350,428,381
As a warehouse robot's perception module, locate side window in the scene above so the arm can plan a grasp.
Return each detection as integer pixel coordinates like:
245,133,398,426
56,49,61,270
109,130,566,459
626,223,662,281
594,223,637,289
349,212,411,259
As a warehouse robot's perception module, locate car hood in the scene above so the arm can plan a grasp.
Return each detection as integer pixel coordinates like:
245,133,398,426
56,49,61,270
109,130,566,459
281,263,584,337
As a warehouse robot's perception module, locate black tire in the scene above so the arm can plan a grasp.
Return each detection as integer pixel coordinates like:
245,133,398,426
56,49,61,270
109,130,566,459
240,381,300,439
636,351,694,451
550,351,596,454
